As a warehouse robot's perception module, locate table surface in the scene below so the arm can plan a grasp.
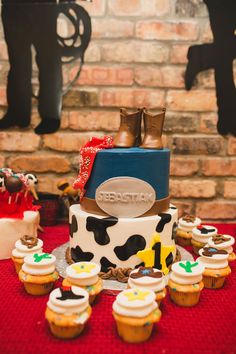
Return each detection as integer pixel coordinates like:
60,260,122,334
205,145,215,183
1,223,236,354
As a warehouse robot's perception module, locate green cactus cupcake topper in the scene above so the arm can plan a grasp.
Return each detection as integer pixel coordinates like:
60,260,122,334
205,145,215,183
179,261,198,273
33,253,52,263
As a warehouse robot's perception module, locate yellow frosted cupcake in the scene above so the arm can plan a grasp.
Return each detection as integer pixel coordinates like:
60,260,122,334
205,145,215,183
168,260,205,306
176,215,201,246
63,262,103,304
112,288,161,343
128,267,166,306
45,286,92,339
19,252,59,295
191,225,218,255
12,235,43,274
207,234,236,262
197,246,231,289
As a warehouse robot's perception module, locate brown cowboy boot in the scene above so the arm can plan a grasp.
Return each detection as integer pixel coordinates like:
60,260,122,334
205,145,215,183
140,108,166,150
113,108,142,148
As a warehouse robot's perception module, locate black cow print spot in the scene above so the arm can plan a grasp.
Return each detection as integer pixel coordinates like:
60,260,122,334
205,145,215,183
100,257,116,273
71,246,94,263
114,235,146,261
170,206,177,210
165,252,173,268
156,213,172,233
69,215,78,239
172,222,178,240
86,216,118,245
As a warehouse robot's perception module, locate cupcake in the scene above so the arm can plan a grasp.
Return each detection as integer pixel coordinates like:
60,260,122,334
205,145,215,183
12,235,43,274
176,215,201,246
197,246,231,289
168,260,205,306
63,262,103,304
128,267,166,306
112,288,161,343
45,286,92,339
207,234,236,262
19,252,58,295
191,225,218,255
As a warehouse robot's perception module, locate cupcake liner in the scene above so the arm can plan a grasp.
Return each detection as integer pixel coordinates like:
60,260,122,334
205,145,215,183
202,275,226,289
169,287,201,307
24,282,55,295
176,235,192,247
48,322,85,339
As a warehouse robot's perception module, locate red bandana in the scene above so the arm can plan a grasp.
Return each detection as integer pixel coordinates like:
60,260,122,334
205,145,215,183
73,136,114,200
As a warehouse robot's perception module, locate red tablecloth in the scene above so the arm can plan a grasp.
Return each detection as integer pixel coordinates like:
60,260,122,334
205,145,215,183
1,224,236,354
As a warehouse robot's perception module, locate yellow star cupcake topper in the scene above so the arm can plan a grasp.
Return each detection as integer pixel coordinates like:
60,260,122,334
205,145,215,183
124,289,150,302
137,233,175,275
72,263,96,274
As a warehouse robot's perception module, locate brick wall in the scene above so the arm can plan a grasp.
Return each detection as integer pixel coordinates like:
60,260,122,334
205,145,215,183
0,0,235,222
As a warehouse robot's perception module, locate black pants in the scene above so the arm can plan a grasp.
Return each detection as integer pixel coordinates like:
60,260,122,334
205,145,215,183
2,3,63,122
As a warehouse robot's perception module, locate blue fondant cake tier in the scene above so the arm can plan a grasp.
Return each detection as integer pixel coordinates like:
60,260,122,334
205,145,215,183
84,147,170,200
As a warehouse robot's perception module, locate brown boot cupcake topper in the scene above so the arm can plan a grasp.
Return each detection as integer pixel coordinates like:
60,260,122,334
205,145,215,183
182,214,196,223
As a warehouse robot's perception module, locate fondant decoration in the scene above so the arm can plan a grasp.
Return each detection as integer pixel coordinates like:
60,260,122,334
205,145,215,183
73,136,114,200
179,261,198,273
69,215,78,239
100,257,116,273
170,261,205,285
156,213,172,233
114,108,142,148
172,222,178,240
0,1,91,134
202,247,228,257
33,253,52,263
113,288,157,319
137,233,175,275
140,108,166,150
69,204,177,271
22,253,56,276
86,216,118,245
130,267,162,279
197,248,230,269
56,287,85,301
20,235,38,249
124,289,149,302
71,245,94,263
114,235,146,261
95,177,156,218
81,147,170,206
185,0,236,136
212,234,231,244
71,262,96,274
197,226,217,234
182,215,197,223
57,179,80,200
165,252,174,267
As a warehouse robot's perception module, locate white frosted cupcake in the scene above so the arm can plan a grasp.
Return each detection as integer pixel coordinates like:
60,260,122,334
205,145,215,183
128,267,166,306
45,286,92,339
63,262,103,304
19,252,58,295
12,236,43,274
191,225,218,255
112,288,161,343
176,215,201,246
197,246,231,289
168,260,205,306
207,234,236,262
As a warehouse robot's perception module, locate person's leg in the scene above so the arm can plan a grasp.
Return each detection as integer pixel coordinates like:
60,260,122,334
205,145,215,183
0,5,32,129
32,3,62,134
205,0,236,135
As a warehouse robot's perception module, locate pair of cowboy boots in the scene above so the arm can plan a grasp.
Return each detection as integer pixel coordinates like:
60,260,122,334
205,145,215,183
113,107,166,149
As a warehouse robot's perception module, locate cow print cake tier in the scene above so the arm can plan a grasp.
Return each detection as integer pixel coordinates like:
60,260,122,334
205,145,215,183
69,145,178,279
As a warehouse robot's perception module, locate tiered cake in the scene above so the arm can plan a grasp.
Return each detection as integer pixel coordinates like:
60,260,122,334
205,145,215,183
69,147,178,274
